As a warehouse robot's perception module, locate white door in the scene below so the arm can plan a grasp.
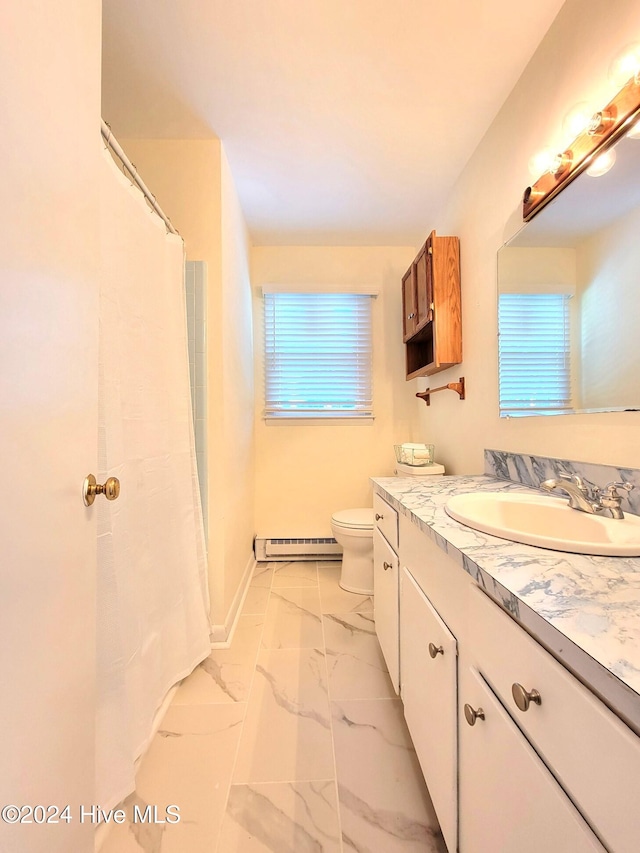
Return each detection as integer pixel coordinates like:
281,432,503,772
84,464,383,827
0,4,101,852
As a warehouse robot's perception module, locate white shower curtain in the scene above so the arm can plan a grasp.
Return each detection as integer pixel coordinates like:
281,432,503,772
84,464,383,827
96,147,211,809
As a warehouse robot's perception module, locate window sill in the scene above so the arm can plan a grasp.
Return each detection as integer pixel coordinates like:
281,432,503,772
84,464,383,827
264,416,375,426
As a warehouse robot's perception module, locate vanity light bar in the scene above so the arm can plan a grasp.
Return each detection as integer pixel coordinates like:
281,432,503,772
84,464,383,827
523,73,640,221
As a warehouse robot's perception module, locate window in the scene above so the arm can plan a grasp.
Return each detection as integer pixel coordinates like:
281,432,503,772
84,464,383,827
263,291,374,420
498,292,572,416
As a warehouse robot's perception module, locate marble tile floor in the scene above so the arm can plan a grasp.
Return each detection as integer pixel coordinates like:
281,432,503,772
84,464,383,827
100,561,446,853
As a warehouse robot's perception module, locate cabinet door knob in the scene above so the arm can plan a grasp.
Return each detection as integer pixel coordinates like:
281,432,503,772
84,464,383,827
512,682,542,712
407,312,415,320
428,643,444,658
464,704,485,726
375,513,383,521
383,561,392,571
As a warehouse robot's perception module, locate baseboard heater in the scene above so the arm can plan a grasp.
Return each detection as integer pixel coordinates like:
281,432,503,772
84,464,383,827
254,537,342,561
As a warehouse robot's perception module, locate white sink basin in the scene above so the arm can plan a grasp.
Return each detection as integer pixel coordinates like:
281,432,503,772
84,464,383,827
444,491,640,556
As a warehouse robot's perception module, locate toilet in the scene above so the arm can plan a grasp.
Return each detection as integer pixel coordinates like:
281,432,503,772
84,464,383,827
332,462,446,595
330,508,375,594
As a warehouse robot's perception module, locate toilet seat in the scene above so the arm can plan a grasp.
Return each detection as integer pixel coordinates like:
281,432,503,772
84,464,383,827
331,508,374,530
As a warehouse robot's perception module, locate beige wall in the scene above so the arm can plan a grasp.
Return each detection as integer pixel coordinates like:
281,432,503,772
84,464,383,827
251,246,418,537
578,205,640,409
119,139,223,262
498,247,576,294
220,149,255,619
415,0,640,474
120,138,255,632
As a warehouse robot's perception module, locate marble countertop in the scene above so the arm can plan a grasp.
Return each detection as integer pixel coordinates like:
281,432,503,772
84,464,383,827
371,474,640,734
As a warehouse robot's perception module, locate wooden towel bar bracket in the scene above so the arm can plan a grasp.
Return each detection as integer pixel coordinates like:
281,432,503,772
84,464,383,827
416,377,465,406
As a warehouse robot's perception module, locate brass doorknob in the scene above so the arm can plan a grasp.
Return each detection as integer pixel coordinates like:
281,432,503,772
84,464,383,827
83,474,121,506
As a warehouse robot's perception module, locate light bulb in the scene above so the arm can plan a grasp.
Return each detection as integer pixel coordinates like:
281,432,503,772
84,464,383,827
586,147,617,177
562,102,595,142
608,43,640,89
528,147,561,178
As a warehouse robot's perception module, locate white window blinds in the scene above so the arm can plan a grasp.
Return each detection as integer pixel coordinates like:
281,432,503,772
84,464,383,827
264,292,373,419
499,293,572,416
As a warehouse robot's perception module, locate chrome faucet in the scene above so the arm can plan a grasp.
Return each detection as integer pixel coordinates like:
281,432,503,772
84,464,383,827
540,475,601,513
540,474,634,519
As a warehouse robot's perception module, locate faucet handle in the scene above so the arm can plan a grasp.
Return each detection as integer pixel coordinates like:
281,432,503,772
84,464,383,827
599,482,633,519
604,481,634,497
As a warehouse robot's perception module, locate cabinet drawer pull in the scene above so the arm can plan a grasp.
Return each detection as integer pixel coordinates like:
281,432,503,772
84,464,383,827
428,643,444,658
512,682,542,712
383,561,392,571
375,513,383,521
464,704,485,726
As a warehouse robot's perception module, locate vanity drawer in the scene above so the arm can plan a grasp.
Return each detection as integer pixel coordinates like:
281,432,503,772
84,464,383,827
373,492,398,551
470,585,640,853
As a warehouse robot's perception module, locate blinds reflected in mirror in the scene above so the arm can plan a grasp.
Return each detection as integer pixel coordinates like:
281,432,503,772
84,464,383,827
499,293,572,417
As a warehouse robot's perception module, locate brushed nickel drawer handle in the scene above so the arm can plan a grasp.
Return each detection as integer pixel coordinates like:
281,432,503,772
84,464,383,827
512,682,542,712
464,704,485,726
428,643,444,658
383,561,392,571
375,513,383,521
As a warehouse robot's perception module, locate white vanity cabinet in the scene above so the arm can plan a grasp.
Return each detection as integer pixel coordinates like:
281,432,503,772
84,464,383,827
373,492,400,692
375,488,640,853
398,514,472,852
400,567,458,853
459,666,605,853
469,586,640,853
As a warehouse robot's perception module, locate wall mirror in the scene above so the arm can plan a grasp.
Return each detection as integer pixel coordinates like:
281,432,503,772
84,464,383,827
498,125,640,417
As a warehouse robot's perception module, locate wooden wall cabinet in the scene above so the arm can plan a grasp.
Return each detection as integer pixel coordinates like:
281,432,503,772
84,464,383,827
402,230,461,380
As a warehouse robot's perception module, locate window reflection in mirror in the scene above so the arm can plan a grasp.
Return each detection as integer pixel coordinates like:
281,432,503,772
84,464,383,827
498,131,640,417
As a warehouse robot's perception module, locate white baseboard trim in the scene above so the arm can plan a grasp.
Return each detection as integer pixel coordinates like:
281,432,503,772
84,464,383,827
209,553,257,649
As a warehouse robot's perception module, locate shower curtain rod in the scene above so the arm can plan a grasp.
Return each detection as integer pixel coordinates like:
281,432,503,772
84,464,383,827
101,119,179,236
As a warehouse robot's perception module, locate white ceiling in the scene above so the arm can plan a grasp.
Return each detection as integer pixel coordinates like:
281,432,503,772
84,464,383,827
101,0,566,246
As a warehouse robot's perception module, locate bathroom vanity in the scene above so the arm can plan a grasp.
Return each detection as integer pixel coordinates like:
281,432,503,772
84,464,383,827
372,462,640,853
